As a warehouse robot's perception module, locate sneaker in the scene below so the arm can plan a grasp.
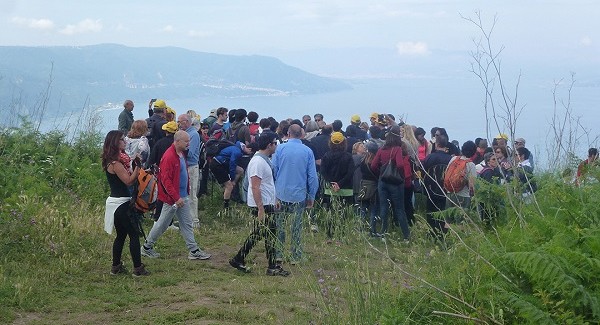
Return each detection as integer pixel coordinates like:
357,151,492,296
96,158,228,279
132,264,150,277
229,258,251,273
188,249,211,260
167,224,179,231
310,224,319,232
110,262,128,275
266,265,290,277
141,246,160,258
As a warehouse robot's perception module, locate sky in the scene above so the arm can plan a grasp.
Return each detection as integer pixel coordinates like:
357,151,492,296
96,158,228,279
2,1,599,76
3,1,599,164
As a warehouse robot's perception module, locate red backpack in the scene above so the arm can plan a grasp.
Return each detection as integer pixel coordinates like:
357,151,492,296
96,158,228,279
443,158,469,193
248,123,260,143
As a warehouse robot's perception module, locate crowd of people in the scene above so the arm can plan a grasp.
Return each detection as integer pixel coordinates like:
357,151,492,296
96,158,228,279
104,98,597,277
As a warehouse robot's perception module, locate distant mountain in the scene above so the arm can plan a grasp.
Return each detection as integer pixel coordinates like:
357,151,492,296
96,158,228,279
0,44,350,113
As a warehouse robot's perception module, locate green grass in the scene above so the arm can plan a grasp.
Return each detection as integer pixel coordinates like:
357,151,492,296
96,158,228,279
2,126,600,324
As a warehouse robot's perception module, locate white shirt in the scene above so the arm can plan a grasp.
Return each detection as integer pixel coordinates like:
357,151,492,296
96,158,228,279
246,154,276,207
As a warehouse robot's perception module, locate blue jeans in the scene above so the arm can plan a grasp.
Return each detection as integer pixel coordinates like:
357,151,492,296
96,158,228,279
376,181,410,239
276,201,306,261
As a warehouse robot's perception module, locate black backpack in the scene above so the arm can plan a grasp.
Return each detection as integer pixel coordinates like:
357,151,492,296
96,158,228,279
204,138,235,160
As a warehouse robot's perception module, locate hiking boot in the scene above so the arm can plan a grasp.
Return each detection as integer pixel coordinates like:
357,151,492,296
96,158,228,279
132,264,150,277
266,265,290,277
229,258,251,273
188,249,211,260
141,246,160,258
110,262,128,275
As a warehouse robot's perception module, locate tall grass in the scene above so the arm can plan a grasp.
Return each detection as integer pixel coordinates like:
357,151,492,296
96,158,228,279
1,122,599,324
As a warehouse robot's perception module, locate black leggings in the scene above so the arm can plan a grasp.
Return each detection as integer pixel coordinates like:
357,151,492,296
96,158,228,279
113,202,142,268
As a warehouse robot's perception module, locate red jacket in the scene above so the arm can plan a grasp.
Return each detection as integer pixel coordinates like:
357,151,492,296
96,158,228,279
371,146,404,177
158,144,189,205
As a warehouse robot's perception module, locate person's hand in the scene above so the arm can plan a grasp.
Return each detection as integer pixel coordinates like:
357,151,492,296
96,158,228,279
175,198,185,208
306,199,314,209
257,207,265,223
330,182,340,192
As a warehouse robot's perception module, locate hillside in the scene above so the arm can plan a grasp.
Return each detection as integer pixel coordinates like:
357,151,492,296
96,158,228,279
0,44,350,113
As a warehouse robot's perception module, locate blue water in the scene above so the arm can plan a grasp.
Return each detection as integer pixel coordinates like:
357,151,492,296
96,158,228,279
43,77,599,170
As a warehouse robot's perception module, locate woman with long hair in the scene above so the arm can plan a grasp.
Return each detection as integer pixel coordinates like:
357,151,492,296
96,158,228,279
102,130,149,277
125,120,150,166
370,125,410,240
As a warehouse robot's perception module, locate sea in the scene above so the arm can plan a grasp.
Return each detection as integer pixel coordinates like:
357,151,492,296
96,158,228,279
39,77,599,171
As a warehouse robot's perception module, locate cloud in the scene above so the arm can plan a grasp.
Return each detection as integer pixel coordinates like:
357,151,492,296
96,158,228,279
580,36,592,46
188,30,213,38
162,25,174,32
59,19,102,35
11,16,55,30
396,41,430,56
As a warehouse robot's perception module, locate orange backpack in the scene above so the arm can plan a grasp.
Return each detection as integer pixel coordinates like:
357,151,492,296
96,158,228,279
443,158,469,193
131,168,158,213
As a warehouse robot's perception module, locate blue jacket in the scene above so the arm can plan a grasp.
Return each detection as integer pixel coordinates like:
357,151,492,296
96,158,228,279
214,142,242,180
272,138,318,203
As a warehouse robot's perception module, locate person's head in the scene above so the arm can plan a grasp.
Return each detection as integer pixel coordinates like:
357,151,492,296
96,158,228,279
331,120,343,132
514,138,526,149
484,152,498,168
304,120,319,133
589,148,599,162
164,107,176,122
365,140,379,155
495,134,508,148
247,111,259,123
187,109,199,118
278,120,290,137
259,118,271,130
102,130,126,169
328,132,346,151
234,109,247,123
123,99,134,112
516,146,530,161
162,121,178,135
495,146,508,159
350,114,361,125
228,109,237,123
216,107,228,121
360,122,369,132
174,130,190,152
384,125,403,148
127,120,148,138
302,115,311,125
461,140,477,158
369,112,379,125
320,124,333,135
430,127,439,139
290,119,303,128
415,127,426,142
177,114,192,131
478,138,488,149
314,113,324,124
200,122,209,134
434,127,449,144
288,124,303,139
269,120,279,133
257,132,278,153
352,141,366,155
153,99,167,115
